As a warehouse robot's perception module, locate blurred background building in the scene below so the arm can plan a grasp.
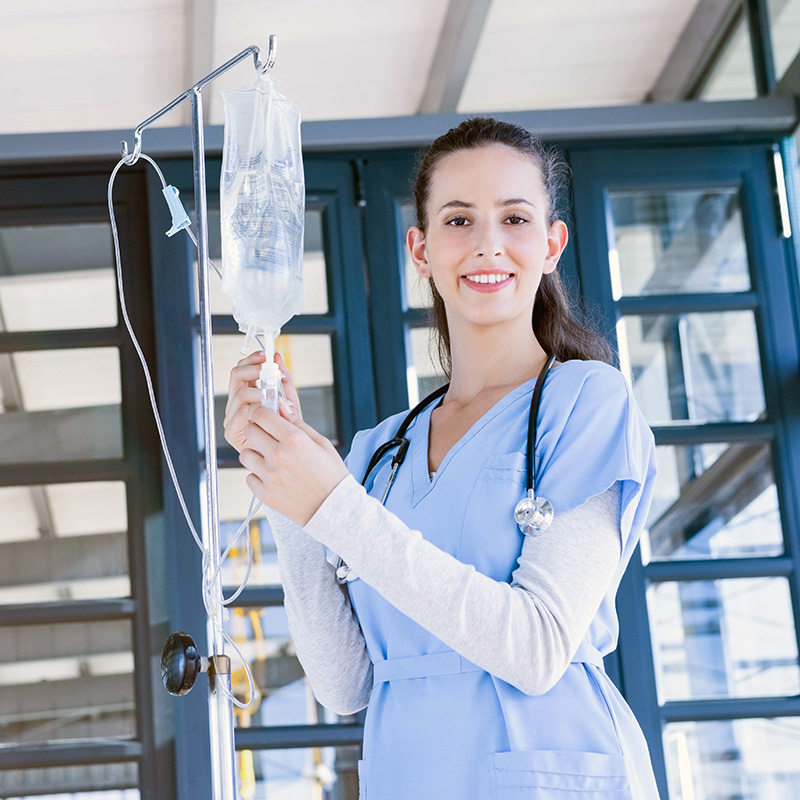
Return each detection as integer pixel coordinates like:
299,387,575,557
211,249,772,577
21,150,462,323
1,0,800,798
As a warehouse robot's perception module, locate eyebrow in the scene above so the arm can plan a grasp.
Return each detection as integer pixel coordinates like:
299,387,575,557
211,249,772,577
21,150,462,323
437,198,535,213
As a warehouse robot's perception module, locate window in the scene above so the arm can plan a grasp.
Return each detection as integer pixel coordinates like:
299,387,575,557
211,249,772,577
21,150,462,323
572,143,800,797
0,168,168,797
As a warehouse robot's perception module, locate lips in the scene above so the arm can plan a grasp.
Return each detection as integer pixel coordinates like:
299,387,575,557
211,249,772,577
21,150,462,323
462,272,514,291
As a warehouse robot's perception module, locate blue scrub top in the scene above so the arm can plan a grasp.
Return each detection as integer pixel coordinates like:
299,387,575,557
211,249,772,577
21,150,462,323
343,360,660,799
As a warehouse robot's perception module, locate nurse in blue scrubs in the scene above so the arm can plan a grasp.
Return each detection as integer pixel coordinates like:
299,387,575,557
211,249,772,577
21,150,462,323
226,117,661,799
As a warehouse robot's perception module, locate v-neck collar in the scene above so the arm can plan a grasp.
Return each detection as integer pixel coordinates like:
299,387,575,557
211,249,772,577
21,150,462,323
409,375,541,506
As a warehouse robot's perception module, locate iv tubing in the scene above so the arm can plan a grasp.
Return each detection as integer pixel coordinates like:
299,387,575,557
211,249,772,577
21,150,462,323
117,44,279,800
107,154,258,711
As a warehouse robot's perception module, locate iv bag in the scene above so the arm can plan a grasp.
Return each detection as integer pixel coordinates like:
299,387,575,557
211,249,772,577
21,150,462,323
220,74,305,340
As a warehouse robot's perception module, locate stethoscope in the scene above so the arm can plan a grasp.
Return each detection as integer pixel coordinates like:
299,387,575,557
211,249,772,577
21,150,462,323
335,354,557,583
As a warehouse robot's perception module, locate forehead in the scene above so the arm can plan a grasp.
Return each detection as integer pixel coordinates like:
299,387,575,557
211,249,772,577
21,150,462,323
428,144,545,202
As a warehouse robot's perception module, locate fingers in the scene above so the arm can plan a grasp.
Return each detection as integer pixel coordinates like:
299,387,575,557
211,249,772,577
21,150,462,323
229,350,266,395
274,353,303,417
224,350,267,451
225,348,305,453
247,403,297,441
223,387,262,450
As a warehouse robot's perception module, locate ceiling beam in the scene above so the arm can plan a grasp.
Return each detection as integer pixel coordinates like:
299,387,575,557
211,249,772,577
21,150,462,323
648,441,770,557
184,0,217,124
1,98,797,163
417,0,493,114
647,0,743,102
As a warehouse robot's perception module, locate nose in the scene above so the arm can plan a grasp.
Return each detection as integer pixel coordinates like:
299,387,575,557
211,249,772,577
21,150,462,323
473,221,504,258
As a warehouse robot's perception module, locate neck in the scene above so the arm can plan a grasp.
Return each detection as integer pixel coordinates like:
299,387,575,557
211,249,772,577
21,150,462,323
445,317,549,403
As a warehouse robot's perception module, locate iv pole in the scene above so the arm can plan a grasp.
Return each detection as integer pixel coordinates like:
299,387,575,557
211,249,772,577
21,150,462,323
121,38,278,800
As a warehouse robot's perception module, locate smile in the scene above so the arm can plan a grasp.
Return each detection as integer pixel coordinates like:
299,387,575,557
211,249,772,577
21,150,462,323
462,272,514,291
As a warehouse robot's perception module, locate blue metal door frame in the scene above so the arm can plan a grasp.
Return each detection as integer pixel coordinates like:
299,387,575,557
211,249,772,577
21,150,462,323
570,140,800,798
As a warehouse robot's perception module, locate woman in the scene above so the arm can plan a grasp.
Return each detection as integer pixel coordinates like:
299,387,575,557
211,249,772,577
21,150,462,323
225,118,660,799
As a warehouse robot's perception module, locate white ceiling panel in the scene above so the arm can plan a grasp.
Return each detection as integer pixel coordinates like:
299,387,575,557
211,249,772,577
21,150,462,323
771,0,800,77
0,486,40,543
209,0,451,123
0,0,187,134
459,0,702,112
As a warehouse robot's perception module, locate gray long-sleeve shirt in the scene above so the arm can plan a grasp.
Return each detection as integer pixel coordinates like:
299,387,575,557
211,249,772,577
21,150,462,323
267,476,622,715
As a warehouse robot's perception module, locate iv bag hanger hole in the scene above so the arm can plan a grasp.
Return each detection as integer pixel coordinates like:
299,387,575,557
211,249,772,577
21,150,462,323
161,631,232,696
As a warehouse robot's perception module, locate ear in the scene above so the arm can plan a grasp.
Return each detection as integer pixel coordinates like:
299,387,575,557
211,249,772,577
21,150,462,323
407,226,431,278
543,220,568,275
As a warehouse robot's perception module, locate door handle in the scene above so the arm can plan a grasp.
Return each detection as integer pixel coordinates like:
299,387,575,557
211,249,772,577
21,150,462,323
773,144,793,240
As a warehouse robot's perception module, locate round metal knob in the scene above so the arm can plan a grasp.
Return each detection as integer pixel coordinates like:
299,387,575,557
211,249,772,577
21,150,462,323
161,632,202,696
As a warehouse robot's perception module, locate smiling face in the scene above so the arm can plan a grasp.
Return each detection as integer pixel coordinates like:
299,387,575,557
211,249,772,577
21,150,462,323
407,144,568,338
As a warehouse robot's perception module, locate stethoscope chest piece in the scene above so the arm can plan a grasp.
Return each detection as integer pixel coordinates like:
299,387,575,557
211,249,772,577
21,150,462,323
514,489,554,536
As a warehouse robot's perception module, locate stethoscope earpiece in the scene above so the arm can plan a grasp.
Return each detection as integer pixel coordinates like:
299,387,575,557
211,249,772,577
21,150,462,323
514,489,554,536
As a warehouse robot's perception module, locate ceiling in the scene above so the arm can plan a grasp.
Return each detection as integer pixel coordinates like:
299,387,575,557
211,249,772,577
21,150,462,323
0,0,720,137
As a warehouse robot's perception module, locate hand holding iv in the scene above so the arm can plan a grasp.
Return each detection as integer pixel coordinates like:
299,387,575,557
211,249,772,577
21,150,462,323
238,399,348,527
223,351,301,454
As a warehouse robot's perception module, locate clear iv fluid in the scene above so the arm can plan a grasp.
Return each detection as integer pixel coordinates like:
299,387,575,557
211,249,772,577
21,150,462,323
220,170,304,334
219,74,305,338
261,378,281,413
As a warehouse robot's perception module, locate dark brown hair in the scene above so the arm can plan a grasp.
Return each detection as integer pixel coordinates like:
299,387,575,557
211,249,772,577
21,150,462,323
412,117,612,375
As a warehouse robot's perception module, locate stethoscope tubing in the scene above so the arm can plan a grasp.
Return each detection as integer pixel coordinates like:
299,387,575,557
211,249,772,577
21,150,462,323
335,356,556,583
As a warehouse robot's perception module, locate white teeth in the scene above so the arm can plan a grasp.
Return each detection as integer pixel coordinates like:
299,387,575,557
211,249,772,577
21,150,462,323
465,273,510,285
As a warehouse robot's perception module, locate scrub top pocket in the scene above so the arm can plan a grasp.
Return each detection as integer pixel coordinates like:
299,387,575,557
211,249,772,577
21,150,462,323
488,749,633,799
460,452,528,581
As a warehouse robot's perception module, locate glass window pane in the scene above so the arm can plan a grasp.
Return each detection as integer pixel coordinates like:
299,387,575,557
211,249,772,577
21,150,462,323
700,17,757,100
619,311,765,425
225,606,339,728
218,468,280,587
239,747,352,799
0,763,138,798
664,718,800,799
644,442,784,561
0,481,130,605
608,189,750,296
0,223,118,332
648,578,800,702
199,208,329,316
302,208,329,315
212,333,338,445
0,348,123,464
400,202,431,310
769,0,800,80
0,620,136,744
406,327,446,407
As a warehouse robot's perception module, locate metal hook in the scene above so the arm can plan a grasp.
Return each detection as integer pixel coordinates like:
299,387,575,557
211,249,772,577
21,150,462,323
119,38,277,168
253,35,278,74
120,130,143,165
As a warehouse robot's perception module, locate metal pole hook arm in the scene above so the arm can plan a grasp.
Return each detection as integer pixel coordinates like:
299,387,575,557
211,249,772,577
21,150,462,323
120,36,278,165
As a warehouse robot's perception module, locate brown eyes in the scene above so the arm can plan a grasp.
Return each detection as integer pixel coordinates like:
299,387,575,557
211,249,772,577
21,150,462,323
444,215,528,227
